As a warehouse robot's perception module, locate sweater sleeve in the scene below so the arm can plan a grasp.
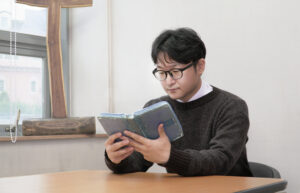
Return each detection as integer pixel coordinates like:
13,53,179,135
162,99,250,176
105,150,153,174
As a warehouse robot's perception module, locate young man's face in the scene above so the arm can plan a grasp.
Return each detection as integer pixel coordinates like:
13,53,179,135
156,53,205,102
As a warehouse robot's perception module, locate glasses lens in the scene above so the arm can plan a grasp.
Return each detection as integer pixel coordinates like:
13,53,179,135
154,71,166,80
170,70,182,80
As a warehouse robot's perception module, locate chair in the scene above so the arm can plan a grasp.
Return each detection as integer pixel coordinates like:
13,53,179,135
249,162,281,178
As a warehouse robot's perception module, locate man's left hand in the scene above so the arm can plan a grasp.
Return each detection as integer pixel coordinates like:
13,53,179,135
124,124,171,164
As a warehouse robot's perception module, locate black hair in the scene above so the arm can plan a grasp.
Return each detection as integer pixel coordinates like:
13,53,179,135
151,27,206,65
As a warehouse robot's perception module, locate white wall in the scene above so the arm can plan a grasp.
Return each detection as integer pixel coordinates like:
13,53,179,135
0,138,107,177
71,0,300,192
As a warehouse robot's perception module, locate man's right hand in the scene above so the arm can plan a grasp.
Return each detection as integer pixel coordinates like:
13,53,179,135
105,132,134,164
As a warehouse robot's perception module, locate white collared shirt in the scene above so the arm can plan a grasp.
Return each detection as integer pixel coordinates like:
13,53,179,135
177,80,213,103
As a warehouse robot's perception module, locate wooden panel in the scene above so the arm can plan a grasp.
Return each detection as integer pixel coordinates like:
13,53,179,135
22,117,96,136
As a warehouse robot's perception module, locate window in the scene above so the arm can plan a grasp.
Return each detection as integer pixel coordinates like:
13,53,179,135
0,1,47,36
0,54,43,124
0,79,4,92
0,0,69,136
31,80,37,92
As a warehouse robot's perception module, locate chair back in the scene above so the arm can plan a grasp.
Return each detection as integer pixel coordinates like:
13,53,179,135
249,162,281,178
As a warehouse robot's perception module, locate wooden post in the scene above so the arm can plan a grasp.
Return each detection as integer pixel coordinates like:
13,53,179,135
16,0,92,118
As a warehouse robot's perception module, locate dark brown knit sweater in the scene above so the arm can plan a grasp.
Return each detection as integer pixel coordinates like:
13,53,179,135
105,87,253,177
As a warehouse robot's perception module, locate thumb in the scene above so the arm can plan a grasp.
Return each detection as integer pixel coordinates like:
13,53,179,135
158,124,167,138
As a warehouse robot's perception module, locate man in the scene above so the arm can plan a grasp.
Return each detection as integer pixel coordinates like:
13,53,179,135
104,28,253,177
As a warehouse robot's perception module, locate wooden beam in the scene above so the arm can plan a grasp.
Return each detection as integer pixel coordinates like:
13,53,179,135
16,0,48,7
22,117,96,136
61,0,92,7
47,1,67,118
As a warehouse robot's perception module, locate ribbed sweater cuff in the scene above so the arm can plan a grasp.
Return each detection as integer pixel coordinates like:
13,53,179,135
163,146,192,174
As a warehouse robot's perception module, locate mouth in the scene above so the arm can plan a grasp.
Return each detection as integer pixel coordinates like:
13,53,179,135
167,88,179,92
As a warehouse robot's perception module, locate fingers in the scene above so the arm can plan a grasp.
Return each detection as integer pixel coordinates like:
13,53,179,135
105,132,122,146
124,130,148,144
128,138,144,152
116,147,134,160
105,132,135,164
113,146,134,157
109,146,134,164
109,137,130,152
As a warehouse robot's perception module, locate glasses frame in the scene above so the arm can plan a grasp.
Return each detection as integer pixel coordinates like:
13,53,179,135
152,61,197,81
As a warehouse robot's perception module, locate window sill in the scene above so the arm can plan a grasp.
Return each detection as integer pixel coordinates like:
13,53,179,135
0,133,107,142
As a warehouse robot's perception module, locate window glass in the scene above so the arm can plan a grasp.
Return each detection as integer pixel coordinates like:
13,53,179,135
31,80,36,92
0,0,47,36
0,53,43,124
0,80,4,91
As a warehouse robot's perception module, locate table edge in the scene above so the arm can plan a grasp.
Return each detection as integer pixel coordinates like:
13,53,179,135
234,180,287,193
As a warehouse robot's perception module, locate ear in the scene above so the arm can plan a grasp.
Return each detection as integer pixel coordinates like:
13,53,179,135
196,58,205,76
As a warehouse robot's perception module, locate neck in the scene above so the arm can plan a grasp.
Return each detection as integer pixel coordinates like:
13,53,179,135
179,78,202,102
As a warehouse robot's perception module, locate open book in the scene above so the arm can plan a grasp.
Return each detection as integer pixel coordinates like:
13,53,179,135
97,101,183,141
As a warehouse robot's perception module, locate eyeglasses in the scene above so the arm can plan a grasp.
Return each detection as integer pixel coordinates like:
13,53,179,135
152,61,196,81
